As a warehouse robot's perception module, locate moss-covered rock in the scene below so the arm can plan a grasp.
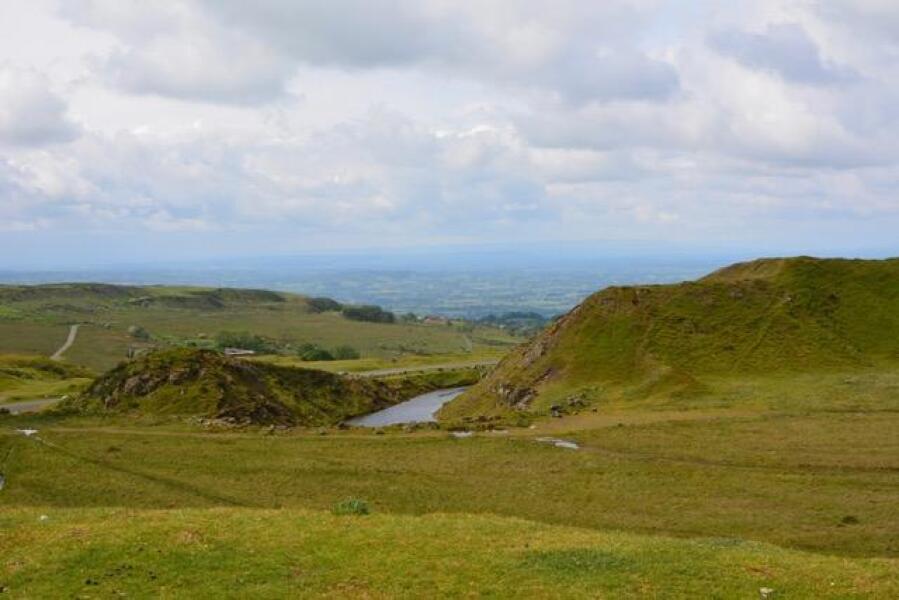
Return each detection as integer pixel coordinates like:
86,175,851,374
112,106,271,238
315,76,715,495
63,348,394,425
62,348,485,426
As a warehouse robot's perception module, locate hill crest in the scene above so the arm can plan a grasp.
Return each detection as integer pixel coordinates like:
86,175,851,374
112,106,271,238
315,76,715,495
442,257,899,419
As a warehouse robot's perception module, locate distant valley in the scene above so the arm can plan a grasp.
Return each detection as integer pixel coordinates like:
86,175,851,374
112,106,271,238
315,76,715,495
0,251,725,318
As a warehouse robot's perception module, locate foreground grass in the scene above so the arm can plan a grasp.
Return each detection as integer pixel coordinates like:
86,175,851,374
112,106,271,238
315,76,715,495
2,409,896,557
1,507,896,598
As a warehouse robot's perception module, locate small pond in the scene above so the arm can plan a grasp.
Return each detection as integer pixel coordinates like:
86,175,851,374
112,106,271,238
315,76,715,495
348,387,468,427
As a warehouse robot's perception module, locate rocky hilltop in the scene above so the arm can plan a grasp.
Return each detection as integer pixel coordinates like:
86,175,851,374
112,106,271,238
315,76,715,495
64,348,407,426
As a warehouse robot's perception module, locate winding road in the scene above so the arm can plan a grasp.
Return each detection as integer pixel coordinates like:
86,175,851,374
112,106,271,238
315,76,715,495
2,398,61,414
50,324,79,361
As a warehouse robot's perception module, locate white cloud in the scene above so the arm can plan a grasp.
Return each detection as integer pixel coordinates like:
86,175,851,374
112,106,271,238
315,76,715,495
709,23,859,85
0,0,898,261
0,66,80,146
58,0,679,105
61,0,293,104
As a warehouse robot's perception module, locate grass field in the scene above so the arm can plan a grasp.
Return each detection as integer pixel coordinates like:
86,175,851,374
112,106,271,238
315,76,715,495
0,284,521,373
2,507,896,598
0,355,93,405
254,349,505,374
1,403,897,596
2,404,897,553
0,378,91,405
0,322,73,359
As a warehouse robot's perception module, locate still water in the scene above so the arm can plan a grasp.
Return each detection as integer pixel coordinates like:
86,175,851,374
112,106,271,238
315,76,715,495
348,387,468,426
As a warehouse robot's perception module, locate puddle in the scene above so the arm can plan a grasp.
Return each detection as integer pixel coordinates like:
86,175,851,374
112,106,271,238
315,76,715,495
535,437,579,450
16,429,38,437
451,431,473,438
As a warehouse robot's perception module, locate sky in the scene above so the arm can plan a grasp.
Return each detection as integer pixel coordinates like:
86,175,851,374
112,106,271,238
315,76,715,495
1,0,899,269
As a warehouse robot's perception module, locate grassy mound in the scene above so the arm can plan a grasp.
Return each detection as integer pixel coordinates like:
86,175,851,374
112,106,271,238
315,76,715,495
0,354,92,385
0,354,93,403
444,257,899,418
1,507,895,598
61,348,418,425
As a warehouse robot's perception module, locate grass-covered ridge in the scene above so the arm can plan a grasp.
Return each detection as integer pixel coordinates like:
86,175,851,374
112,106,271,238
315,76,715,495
62,348,479,426
444,257,899,418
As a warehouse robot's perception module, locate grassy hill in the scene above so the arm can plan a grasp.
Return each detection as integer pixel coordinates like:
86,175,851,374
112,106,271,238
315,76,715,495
61,348,477,426
443,257,899,419
0,354,93,405
0,283,518,371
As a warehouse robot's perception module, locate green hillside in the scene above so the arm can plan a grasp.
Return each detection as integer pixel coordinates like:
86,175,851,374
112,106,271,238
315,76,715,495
444,257,899,418
0,354,93,404
0,283,518,371
63,348,469,426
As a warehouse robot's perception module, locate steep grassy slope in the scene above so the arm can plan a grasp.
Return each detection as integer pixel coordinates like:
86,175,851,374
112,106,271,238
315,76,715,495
444,257,899,418
60,348,441,426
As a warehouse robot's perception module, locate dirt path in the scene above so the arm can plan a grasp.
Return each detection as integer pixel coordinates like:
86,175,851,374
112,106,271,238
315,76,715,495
50,324,79,361
2,398,62,414
0,398,62,415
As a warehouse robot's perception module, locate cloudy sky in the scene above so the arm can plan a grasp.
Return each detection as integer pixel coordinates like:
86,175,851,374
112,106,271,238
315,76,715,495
1,0,898,268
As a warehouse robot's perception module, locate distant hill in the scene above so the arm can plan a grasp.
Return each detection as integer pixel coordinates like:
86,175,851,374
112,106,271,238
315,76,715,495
0,282,310,310
442,257,899,418
61,348,421,425
0,282,496,373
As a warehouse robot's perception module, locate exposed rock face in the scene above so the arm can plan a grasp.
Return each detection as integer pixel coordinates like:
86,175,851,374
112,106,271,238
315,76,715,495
494,383,535,410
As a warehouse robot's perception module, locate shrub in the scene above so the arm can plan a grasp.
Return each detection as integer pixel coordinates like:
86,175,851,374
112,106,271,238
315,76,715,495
214,331,276,353
332,498,370,516
296,343,334,361
127,325,151,340
307,297,343,313
341,305,395,323
333,345,361,360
